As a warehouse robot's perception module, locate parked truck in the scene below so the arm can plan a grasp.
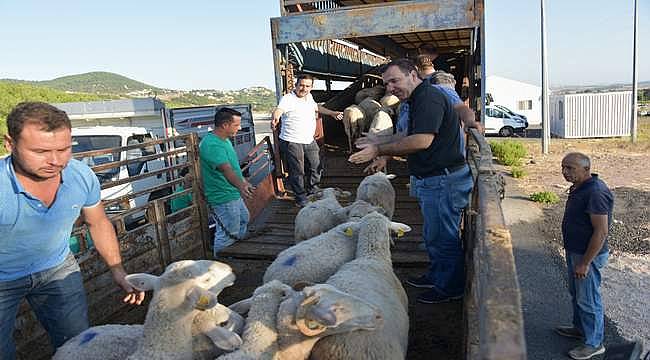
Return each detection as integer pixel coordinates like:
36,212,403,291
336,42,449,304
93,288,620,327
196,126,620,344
15,2,525,359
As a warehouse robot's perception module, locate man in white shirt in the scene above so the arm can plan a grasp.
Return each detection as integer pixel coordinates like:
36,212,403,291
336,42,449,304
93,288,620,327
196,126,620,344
272,74,343,206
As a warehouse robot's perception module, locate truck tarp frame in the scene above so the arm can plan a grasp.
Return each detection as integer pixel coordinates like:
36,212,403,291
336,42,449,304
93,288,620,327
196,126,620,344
271,0,479,45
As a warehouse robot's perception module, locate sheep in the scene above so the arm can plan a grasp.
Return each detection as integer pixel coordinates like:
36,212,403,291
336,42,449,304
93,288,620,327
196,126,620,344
379,94,400,108
310,212,410,360
295,188,352,242
53,260,242,360
354,85,385,104
263,217,411,287
356,171,397,219
368,109,394,138
342,105,365,153
224,281,383,360
357,98,382,129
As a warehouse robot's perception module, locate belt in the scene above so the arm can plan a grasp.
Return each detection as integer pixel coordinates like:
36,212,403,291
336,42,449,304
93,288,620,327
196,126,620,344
414,163,466,179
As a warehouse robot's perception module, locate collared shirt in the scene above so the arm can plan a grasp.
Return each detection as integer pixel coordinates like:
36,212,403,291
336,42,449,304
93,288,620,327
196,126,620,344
562,174,613,255
0,156,101,281
396,83,462,135
406,81,464,177
199,133,243,206
277,91,318,144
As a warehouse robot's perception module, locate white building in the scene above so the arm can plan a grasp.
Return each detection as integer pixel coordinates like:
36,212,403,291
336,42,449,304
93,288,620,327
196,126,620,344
486,75,541,125
550,91,632,138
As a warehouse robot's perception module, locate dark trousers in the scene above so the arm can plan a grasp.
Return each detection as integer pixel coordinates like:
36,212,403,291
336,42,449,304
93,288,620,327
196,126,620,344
279,139,321,201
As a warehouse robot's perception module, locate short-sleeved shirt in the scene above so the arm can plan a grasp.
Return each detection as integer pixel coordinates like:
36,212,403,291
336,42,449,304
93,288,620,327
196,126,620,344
0,157,101,281
396,83,462,135
406,81,464,177
562,174,614,255
199,133,243,206
277,91,318,144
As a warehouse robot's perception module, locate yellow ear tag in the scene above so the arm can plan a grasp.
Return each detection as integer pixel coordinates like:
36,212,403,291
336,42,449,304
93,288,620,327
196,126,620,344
344,227,354,237
198,295,210,307
396,229,405,238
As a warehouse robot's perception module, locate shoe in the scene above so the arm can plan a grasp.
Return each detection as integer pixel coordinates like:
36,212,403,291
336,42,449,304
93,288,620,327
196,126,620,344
417,289,463,304
568,344,605,360
555,325,584,340
307,185,321,196
406,275,435,289
295,197,309,207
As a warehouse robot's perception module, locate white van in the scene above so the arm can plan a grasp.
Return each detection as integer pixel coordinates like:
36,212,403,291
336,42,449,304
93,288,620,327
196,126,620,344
484,105,528,137
71,126,169,224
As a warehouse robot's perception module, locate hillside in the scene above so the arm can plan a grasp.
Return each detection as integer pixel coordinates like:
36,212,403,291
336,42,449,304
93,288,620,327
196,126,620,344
1,72,161,95
0,81,118,153
162,87,276,113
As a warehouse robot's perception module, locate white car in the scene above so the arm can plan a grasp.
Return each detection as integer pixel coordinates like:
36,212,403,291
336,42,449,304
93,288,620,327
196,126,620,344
484,105,528,137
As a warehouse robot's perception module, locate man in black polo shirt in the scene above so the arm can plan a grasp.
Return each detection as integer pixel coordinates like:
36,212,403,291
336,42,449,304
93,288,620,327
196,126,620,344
555,152,613,360
349,59,473,304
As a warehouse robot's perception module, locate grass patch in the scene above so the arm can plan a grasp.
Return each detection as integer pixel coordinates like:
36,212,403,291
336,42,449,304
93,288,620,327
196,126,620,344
511,166,526,178
530,191,560,204
489,140,527,166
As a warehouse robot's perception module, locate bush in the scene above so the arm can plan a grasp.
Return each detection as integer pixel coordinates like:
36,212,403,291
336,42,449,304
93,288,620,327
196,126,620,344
489,140,527,166
511,166,526,178
530,191,560,204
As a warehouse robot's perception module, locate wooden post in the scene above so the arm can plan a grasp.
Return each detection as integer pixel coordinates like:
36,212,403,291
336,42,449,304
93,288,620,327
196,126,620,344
188,133,212,258
152,199,172,265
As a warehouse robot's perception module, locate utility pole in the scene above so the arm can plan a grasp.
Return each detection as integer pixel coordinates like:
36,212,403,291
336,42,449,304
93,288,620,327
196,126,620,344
540,0,550,154
631,0,638,143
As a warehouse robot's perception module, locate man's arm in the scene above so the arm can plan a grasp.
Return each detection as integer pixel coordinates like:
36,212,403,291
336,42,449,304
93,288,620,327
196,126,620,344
349,133,434,164
317,104,343,121
217,163,254,199
454,103,483,132
83,204,145,305
271,107,284,130
573,214,609,279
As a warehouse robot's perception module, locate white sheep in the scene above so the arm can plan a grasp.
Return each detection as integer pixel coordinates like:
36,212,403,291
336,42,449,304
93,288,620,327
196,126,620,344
357,98,382,130
356,171,397,219
311,212,410,360
53,260,242,360
294,188,352,242
264,218,411,287
342,105,365,153
368,108,394,137
379,94,400,108
224,281,383,360
354,85,385,104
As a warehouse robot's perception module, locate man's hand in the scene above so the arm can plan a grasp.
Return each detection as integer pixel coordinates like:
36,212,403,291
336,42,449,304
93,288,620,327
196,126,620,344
574,262,590,279
239,181,255,200
349,143,379,164
355,132,380,148
111,266,145,305
333,111,344,121
271,117,279,131
364,156,387,174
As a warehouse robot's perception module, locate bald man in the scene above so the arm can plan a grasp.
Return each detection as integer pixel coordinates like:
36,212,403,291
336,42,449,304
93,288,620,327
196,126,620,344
556,152,613,360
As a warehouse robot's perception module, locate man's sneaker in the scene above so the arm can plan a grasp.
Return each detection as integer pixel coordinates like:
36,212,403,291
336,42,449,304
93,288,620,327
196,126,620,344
555,325,584,340
307,185,321,196
568,344,605,360
417,289,463,304
406,275,435,288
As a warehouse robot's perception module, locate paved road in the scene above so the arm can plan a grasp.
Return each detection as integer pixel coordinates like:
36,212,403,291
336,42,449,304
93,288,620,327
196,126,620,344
502,176,627,359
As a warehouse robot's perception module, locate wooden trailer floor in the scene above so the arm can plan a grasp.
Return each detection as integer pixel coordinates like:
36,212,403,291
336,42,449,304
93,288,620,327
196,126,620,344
217,146,463,359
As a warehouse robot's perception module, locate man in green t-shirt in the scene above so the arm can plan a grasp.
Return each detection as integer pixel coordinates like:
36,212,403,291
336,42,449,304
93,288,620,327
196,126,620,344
199,107,255,256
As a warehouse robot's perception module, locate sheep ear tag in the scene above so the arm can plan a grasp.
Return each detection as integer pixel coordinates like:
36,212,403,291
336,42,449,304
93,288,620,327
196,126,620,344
188,287,218,310
344,227,354,237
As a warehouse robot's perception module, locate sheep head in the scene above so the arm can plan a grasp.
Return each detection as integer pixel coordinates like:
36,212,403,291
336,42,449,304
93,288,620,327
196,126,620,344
292,284,383,337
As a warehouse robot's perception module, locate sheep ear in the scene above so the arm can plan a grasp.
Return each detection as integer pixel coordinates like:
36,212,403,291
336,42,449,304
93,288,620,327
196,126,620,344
389,222,412,237
292,280,315,291
229,298,252,315
125,274,160,291
385,174,397,180
187,287,218,310
340,190,352,198
201,327,243,351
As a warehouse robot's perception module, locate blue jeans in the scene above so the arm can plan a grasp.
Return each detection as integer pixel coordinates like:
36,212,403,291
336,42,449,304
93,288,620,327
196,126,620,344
415,165,473,296
210,198,249,256
566,251,608,347
0,253,89,359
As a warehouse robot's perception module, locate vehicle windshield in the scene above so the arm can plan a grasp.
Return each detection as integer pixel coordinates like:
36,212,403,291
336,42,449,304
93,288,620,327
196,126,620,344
72,135,121,184
495,105,516,116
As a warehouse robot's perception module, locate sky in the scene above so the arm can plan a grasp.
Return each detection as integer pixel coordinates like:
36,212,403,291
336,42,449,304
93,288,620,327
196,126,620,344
0,0,648,90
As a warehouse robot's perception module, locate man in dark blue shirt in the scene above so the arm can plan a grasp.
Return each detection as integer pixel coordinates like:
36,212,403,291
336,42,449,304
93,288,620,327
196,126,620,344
555,152,613,360
349,59,473,304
